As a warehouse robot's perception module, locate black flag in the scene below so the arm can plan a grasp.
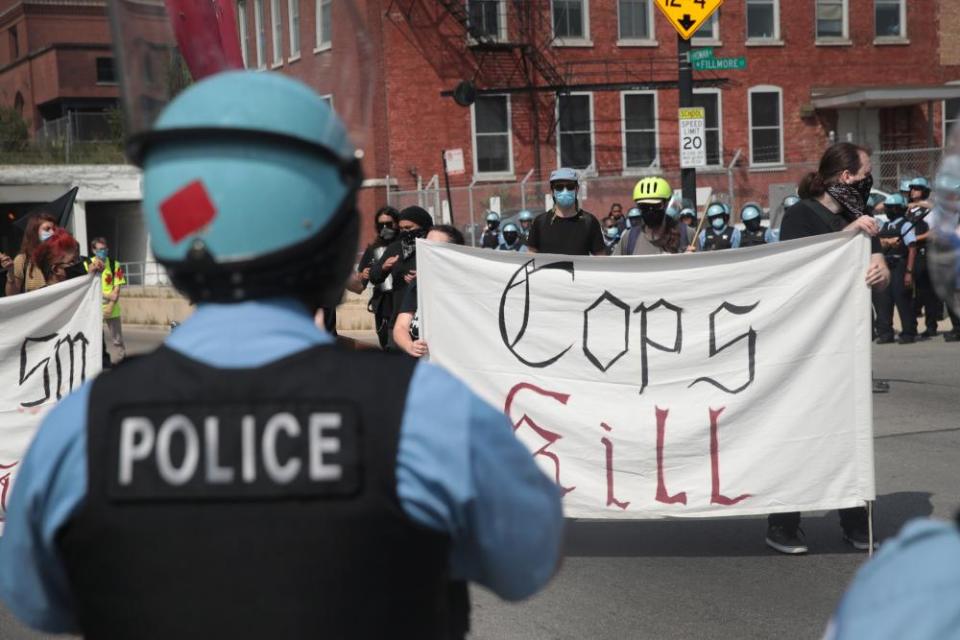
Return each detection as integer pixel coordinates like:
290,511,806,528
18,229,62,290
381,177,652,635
13,186,79,231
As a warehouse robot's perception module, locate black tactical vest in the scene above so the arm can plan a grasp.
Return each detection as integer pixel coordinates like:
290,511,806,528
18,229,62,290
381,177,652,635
702,226,734,251
739,227,768,247
57,344,465,640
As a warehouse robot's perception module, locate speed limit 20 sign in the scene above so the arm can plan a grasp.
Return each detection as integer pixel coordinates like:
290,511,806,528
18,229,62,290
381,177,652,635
679,107,706,168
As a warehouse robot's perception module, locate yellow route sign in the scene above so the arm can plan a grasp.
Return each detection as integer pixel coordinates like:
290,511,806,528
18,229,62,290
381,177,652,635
654,0,725,40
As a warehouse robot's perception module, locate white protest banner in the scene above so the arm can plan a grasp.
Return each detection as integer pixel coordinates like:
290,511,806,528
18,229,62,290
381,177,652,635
0,276,103,532
417,233,875,519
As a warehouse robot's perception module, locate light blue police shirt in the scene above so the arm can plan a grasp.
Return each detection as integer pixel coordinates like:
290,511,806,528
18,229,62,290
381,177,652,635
0,298,563,633
825,518,960,639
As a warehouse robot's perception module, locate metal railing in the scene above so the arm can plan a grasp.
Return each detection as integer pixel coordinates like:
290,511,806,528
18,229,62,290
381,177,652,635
119,261,172,287
1,111,125,165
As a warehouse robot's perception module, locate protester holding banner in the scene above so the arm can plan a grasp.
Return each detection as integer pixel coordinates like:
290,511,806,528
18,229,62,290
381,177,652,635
394,225,465,358
5,213,56,296
766,142,889,555
615,177,691,255
525,168,606,256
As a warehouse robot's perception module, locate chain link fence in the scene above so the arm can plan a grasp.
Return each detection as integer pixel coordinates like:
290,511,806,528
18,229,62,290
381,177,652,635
1,111,125,164
386,147,945,246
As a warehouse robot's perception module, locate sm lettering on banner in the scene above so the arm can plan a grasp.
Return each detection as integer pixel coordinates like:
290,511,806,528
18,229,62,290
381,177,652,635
0,277,103,533
417,233,876,519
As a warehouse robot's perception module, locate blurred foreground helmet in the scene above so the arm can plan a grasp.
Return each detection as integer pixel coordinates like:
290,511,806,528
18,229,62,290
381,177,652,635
632,177,672,203
108,0,373,305
929,153,960,315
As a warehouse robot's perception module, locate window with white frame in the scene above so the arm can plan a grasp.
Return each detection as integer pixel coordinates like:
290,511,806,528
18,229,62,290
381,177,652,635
270,0,282,64
558,93,593,170
749,87,783,165
692,11,718,42
622,92,658,169
944,98,960,143
237,0,249,67
746,0,778,40
254,0,266,67
692,90,722,165
816,0,847,39
467,0,504,40
288,0,300,57
472,95,513,175
321,94,334,109
316,0,332,49
618,0,651,41
553,0,586,40
875,0,905,38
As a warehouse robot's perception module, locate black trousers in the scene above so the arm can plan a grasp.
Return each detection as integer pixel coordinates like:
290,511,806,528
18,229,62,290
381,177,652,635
769,507,868,533
915,259,943,332
874,258,917,338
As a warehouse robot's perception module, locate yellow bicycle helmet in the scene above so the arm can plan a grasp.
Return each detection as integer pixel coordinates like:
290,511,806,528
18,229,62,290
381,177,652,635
633,176,673,203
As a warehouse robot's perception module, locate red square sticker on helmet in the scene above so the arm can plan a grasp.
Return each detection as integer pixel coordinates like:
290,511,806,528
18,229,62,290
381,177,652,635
159,180,217,244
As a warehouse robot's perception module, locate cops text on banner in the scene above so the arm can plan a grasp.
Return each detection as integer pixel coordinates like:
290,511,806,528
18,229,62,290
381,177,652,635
0,276,103,533
416,233,875,519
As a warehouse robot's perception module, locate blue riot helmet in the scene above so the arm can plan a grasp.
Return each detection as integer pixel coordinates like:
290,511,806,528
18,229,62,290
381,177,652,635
706,202,729,230
782,195,801,210
485,211,501,229
679,208,696,225
108,0,373,305
900,178,913,195
884,193,908,218
518,209,534,228
501,222,521,246
908,176,932,201
740,203,764,232
625,207,643,229
866,192,884,209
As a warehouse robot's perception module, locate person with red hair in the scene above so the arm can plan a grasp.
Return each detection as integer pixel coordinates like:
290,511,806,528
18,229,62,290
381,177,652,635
32,228,81,287
4,213,57,295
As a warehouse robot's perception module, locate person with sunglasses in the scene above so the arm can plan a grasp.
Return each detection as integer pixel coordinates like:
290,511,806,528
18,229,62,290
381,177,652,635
356,206,400,348
615,177,692,255
525,168,606,256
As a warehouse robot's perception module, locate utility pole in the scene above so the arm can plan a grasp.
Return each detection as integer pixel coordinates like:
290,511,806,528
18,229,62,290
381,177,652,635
677,34,697,213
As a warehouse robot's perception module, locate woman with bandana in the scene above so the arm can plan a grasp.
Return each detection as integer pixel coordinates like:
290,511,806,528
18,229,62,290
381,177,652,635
356,206,400,348
764,142,890,557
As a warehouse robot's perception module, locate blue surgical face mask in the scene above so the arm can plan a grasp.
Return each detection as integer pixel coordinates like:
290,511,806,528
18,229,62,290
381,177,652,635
39,229,54,242
711,217,726,230
95,248,108,260
554,189,577,208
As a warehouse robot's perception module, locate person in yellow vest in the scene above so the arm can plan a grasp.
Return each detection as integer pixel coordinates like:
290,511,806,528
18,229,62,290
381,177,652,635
85,237,126,360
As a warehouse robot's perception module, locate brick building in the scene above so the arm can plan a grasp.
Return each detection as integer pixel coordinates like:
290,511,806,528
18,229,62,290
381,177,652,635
234,0,960,221
0,0,117,132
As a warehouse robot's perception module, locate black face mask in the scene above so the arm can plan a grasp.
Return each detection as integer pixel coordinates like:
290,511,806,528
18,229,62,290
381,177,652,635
379,226,396,242
400,227,425,242
503,232,519,245
639,206,666,229
64,262,87,280
487,221,500,230
744,218,762,232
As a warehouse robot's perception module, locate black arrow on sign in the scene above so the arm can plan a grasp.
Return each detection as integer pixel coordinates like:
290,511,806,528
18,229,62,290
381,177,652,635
678,14,697,30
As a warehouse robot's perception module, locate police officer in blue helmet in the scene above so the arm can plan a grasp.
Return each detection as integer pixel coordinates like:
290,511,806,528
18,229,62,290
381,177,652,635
626,206,644,229
497,221,526,251
698,202,741,250
480,210,501,249
0,26,562,640
739,202,777,247
517,209,534,242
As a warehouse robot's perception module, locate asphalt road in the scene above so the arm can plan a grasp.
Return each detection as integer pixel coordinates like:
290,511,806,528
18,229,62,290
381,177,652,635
1,333,957,640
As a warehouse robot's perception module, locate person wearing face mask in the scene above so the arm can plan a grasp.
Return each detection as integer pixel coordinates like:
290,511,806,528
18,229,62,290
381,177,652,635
874,194,918,345
497,222,526,252
903,177,942,339
698,203,741,251
368,206,433,343
608,203,625,231
5,213,57,296
615,177,690,256
481,211,501,249
517,209,534,242
679,207,696,229
83,237,127,360
356,206,399,348
603,225,621,254
763,142,890,557
738,203,778,247
525,168,605,256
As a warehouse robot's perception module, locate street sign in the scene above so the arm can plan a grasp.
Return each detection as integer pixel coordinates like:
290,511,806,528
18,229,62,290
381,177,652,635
679,107,707,168
689,47,714,62
692,56,747,71
654,0,725,40
443,148,465,175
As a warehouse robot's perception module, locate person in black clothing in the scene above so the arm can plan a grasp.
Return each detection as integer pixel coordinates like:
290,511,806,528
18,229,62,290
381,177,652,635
874,194,919,344
368,206,433,345
767,142,890,557
480,212,501,249
525,167,606,256
354,206,400,348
